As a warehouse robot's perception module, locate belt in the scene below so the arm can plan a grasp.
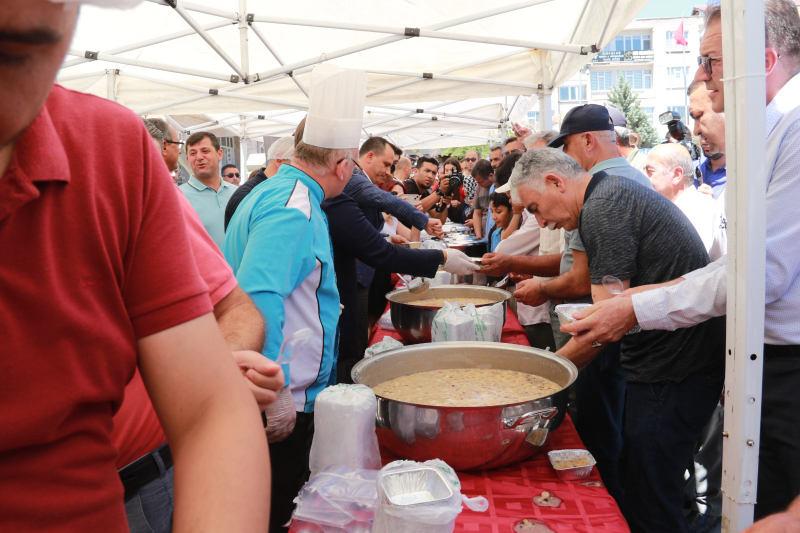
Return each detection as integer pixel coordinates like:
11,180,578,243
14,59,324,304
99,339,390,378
764,344,800,361
119,443,173,501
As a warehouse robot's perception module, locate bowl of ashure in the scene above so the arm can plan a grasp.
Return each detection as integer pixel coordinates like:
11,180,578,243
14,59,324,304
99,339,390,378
386,285,511,344
352,342,578,471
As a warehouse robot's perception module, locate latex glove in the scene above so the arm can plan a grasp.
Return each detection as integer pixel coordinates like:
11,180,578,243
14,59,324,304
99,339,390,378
443,249,481,275
265,386,296,443
426,218,444,238
232,350,285,411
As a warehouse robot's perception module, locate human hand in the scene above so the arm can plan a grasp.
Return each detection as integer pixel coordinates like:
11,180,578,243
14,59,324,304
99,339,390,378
465,218,474,228
265,385,297,443
443,249,481,275
480,253,514,277
390,234,409,245
232,350,285,411
509,272,532,283
415,202,425,212
513,122,533,140
450,199,460,208
559,296,638,345
512,201,525,216
440,177,451,194
513,279,548,307
426,218,444,238
697,184,714,197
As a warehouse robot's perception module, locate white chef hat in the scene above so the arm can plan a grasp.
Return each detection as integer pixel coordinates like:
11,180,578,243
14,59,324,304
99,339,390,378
302,64,368,150
49,0,142,7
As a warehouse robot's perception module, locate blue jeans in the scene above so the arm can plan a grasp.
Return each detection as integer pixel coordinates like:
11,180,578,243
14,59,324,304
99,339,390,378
124,450,174,533
622,369,724,533
571,341,626,505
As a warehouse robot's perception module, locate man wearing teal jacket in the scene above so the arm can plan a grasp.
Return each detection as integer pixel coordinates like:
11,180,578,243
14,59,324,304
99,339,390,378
223,118,359,532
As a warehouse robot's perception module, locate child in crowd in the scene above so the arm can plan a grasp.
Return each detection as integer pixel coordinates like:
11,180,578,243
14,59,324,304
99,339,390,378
489,192,513,252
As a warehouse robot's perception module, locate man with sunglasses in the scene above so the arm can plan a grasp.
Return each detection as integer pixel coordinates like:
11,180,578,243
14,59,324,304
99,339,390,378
563,0,800,521
221,164,241,186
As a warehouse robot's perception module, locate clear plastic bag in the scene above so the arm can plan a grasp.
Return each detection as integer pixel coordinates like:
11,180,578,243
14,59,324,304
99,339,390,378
467,302,504,342
373,459,464,533
309,385,381,477
292,466,379,530
376,309,395,331
431,302,475,342
365,335,404,357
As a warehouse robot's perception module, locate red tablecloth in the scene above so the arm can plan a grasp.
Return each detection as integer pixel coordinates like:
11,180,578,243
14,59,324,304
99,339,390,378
292,307,630,533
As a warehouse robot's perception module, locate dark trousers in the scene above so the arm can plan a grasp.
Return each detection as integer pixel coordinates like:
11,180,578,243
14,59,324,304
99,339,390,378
268,412,314,532
356,284,370,365
571,341,626,505
522,322,557,351
754,345,800,519
622,369,724,533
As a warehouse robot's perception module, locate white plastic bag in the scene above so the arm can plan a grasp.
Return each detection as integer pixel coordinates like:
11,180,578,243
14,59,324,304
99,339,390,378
309,385,381,477
365,336,404,358
292,466,379,530
377,309,395,331
431,302,475,343
373,459,464,533
467,302,504,342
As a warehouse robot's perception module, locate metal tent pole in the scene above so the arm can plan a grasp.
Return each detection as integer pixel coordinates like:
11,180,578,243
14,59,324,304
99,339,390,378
247,23,309,97
720,0,767,529
238,0,250,79
144,0,238,21
66,49,238,82
106,69,117,102
364,69,539,90
538,50,553,130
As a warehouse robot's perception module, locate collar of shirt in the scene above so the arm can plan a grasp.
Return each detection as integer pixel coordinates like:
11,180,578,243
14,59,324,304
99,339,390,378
700,158,727,187
187,175,232,192
588,157,629,175
283,164,325,205
767,71,800,137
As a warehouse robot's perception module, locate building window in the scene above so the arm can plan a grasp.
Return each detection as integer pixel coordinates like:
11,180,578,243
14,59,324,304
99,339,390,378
558,86,587,101
527,111,540,123
665,31,690,51
666,66,691,88
603,34,652,52
592,70,652,91
668,105,690,121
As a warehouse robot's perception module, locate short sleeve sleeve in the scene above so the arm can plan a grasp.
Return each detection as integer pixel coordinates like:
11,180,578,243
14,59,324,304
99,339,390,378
579,198,640,284
123,126,212,338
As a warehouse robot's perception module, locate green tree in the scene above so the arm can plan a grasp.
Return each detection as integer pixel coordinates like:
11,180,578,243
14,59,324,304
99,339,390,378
606,77,658,148
438,144,491,159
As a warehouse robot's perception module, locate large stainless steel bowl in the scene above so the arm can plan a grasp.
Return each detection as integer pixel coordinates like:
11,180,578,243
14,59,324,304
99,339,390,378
352,342,578,471
386,285,511,344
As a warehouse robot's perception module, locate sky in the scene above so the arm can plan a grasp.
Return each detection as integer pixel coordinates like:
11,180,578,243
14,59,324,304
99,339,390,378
634,0,704,19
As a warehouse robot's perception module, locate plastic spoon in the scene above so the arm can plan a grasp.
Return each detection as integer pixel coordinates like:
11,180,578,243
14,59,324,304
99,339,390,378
600,275,641,334
275,327,314,367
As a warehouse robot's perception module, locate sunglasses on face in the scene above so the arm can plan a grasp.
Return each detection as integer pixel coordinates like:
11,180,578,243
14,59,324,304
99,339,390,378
224,172,240,178
697,55,723,76
463,157,477,162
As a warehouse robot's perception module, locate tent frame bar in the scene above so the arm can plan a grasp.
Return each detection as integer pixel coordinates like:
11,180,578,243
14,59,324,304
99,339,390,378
368,103,501,124
362,100,461,129
364,69,538,90
66,49,237,82
61,19,233,69
247,22,309,96
248,14,592,55
251,0,556,82
550,0,592,87
144,0,238,21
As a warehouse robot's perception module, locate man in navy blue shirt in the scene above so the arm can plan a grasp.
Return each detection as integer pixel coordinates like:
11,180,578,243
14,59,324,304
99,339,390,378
688,81,727,199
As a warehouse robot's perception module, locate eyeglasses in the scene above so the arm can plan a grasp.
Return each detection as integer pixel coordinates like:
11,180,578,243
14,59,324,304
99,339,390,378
697,55,723,76
165,140,184,147
224,172,240,178
463,157,478,162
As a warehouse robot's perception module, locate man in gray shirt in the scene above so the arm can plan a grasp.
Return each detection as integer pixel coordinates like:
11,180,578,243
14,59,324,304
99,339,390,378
510,147,724,532
513,105,652,505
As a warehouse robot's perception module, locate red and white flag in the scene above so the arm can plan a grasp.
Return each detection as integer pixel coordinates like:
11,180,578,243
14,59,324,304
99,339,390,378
674,20,689,46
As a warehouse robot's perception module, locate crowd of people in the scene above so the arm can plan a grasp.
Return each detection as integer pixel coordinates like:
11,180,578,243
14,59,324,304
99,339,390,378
3,1,800,533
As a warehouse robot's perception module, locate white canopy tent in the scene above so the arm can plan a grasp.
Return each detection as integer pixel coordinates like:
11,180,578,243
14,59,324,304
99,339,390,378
59,0,648,150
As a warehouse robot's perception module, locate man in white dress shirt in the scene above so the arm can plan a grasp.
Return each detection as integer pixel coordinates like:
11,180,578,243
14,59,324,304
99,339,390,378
562,0,800,520
644,144,726,261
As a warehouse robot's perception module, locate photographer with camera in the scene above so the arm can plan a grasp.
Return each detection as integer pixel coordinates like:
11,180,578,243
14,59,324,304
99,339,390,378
439,157,468,223
688,80,727,200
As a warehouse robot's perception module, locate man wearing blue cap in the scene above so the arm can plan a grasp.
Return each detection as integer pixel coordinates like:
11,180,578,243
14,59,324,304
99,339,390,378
513,104,651,504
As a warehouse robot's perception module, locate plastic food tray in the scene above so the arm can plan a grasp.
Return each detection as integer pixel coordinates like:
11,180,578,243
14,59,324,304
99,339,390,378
547,449,596,481
554,304,593,329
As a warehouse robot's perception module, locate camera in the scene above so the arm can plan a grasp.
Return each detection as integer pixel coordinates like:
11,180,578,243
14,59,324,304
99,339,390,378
659,110,701,161
446,171,463,191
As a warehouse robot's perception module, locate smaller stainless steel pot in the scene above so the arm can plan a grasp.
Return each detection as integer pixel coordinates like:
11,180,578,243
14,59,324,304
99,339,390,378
442,223,471,234
386,285,511,344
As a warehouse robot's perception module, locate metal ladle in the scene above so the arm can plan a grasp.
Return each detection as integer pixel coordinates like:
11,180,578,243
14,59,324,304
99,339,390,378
400,274,430,294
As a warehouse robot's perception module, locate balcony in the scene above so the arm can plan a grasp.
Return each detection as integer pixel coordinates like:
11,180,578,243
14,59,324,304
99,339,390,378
591,50,655,64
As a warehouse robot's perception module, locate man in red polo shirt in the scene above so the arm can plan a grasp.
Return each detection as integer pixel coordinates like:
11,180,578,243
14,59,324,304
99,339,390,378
0,2,271,532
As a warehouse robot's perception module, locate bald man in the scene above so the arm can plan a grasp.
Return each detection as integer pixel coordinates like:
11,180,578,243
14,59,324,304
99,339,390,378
644,143,726,261
393,157,412,181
